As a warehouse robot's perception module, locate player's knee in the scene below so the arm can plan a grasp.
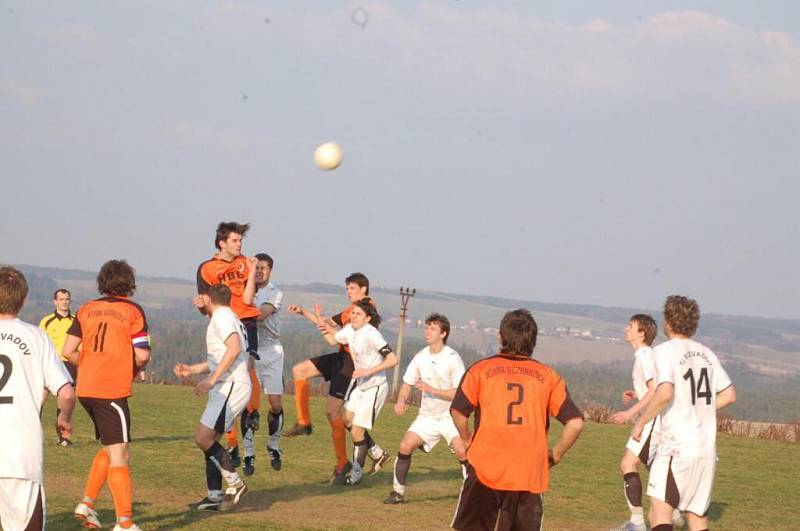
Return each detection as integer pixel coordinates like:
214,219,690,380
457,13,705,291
350,426,365,440
398,440,415,455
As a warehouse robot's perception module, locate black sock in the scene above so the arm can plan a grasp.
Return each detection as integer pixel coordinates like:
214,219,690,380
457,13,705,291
652,525,673,531
268,409,284,436
205,456,222,492
623,472,643,508
364,430,375,450
394,452,411,488
204,441,235,473
353,440,368,468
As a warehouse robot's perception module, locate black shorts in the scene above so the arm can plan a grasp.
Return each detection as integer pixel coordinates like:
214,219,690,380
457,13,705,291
452,465,543,531
310,351,354,399
241,317,258,357
79,397,132,445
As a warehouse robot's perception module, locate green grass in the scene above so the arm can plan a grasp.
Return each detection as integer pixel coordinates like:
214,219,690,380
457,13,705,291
42,384,799,530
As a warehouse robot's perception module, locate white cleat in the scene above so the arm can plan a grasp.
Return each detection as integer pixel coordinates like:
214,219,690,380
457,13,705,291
74,502,102,529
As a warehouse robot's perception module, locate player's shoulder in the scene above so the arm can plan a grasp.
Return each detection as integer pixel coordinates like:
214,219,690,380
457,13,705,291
2,318,49,347
99,296,147,317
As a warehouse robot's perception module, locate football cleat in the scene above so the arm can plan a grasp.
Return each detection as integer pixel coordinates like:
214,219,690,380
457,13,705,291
58,438,74,447
329,461,352,486
243,455,255,476
227,446,241,468
345,470,363,486
74,502,102,529
368,450,391,476
283,423,313,437
224,480,248,507
384,490,405,504
192,496,223,511
269,448,283,471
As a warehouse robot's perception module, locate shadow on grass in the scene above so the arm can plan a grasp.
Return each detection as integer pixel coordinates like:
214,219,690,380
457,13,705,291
708,501,728,522
134,435,194,444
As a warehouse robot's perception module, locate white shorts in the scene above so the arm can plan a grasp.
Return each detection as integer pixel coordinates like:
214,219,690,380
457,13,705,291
625,417,656,465
344,383,388,430
0,478,44,531
408,415,460,453
647,454,716,516
200,381,252,433
255,344,284,395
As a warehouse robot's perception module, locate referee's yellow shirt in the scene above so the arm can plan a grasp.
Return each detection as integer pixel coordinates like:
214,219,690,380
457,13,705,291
38,311,75,361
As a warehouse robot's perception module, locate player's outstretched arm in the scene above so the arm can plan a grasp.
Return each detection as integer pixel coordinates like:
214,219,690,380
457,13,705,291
716,385,736,410
549,416,583,467
631,382,673,441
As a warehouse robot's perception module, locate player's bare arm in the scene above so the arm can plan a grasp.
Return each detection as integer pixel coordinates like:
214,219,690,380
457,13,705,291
256,303,277,322
549,416,583,467
621,389,636,404
62,333,81,365
631,382,674,441
451,409,472,447
173,361,210,379
414,380,457,401
612,379,655,424
394,383,413,415
716,384,737,409
195,333,243,397
56,381,76,439
352,352,398,379
134,346,151,368
241,256,257,306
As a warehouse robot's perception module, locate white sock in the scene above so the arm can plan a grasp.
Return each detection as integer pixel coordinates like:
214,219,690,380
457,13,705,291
368,443,384,460
243,428,255,458
207,489,223,501
630,508,644,526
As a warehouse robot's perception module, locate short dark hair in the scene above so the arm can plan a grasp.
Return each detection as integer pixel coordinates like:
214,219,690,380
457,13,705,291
499,309,538,356
53,288,71,299
354,298,380,328
97,260,136,297
254,253,274,269
214,222,250,250
663,295,700,337
629,314,657,346
208,284,232,306
0,266,28,315
425,313,451,344
345,272,369,295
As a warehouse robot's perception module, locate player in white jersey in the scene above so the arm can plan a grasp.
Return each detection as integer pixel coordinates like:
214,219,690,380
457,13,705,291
320,299,398,486
632,295,736,531
383,313,467,505
0,266,75,531
173,284,251,511
240,253,286,475
611,314,676,531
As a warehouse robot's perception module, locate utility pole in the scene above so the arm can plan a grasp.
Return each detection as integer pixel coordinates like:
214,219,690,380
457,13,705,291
391,286,415,399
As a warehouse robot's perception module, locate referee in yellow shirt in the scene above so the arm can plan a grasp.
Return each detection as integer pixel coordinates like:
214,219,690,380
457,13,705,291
39,288,77,446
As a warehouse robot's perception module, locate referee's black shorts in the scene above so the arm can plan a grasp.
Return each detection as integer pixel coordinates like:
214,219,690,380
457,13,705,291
452,464,543,531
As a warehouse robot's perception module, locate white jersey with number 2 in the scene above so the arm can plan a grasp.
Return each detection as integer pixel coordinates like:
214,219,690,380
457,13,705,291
652,337,732,459
0,319,72,484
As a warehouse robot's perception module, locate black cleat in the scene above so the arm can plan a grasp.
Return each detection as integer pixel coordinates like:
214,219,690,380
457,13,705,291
227,446,241,468
283,423,313,437
243,456,255,476
384,491,405,505
330,461,352,486
193,496,222,511
269,448,282,471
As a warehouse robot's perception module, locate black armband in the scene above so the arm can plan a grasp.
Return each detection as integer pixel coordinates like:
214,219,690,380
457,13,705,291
378,344,392,357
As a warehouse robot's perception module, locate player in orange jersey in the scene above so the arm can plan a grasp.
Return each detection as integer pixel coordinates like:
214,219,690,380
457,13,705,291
62,260,151,531
195,222,261,468
450,309,584,531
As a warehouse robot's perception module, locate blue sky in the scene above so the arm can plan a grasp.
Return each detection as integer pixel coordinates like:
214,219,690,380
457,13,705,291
1,1,798,318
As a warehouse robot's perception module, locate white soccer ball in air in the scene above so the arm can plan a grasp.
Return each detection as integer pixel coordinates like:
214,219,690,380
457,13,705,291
314,142,343,171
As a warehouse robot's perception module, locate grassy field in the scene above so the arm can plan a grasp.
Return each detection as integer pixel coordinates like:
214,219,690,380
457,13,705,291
41,384,799,530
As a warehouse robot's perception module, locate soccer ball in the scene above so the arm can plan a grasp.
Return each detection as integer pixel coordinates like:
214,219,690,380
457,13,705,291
313,142,343,171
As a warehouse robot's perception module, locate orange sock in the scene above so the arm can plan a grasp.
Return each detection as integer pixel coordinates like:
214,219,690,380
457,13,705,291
227,424,239,448
295,379,311,426
329,416,348,468
83,449,109,504
108,466,133,524
247,366,261,413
